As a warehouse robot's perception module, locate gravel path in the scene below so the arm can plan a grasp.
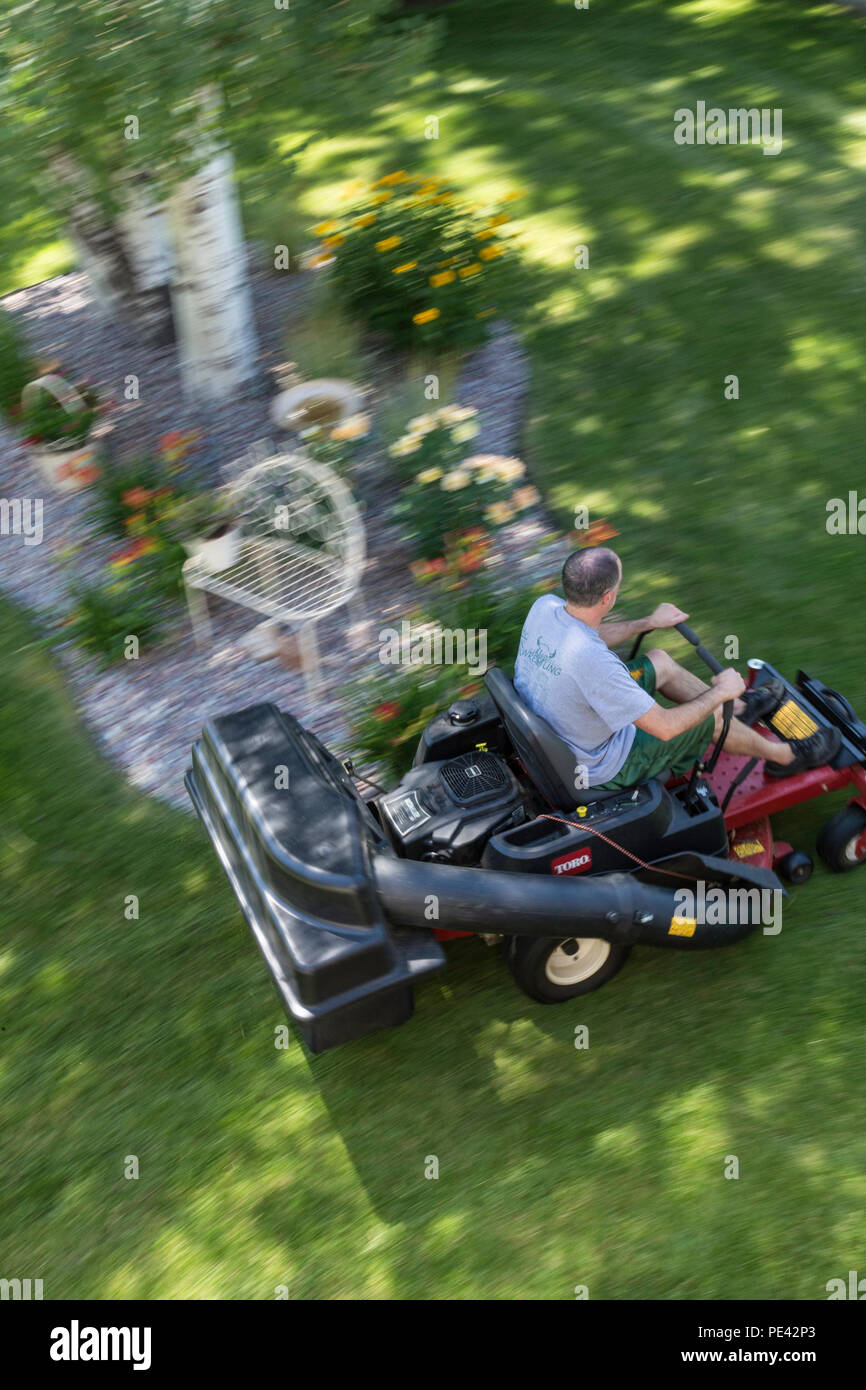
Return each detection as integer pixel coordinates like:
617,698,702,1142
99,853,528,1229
0,257,570,810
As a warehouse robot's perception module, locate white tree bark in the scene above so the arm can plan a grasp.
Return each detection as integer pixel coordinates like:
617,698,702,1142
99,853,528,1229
116,175,174,292
50,153,175,345
167,147,258,402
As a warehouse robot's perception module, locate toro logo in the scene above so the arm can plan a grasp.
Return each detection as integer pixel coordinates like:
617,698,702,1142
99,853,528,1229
551,848,592,876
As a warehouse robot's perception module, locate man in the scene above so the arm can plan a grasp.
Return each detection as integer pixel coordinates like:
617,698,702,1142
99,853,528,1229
514,547,840,791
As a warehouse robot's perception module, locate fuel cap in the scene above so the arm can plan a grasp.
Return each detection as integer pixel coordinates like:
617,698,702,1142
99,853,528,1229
448,699,480,725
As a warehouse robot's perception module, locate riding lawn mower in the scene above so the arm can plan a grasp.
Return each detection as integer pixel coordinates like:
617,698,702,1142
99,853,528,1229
186,622,866,1053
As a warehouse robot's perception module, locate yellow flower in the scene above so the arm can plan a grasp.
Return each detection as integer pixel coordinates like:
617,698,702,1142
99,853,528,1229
503,190,526,201
392,261,418,274
417,467,443,484
489,214,510,226
475,308,496,318
484,501,514,525
308,252,333,269
437,257,458,268
429,270,456,288
322,234,344,249
441,469,471,492
458,263,482,279
330,413,370,441
389,434,422,457
412,308,440,324
354,213,377,228
474,228,496,240
313,220,338,236
479,244,505,261
430,193,452,204
371,191,393,205
374,170,409,186
375,235,402,252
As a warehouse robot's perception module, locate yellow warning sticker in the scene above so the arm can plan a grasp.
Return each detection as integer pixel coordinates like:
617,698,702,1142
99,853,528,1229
733,840,764,858
669,917,697,937
770,699,818,740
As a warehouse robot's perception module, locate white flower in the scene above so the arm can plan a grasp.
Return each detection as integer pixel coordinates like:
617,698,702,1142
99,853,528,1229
441,469,471,491
408,413,437,435
389,434,422,457
452,420,479,443
435,404,477,424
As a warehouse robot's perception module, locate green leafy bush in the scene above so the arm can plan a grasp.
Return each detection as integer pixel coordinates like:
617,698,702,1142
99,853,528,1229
315,173,518,352
63,562,168,668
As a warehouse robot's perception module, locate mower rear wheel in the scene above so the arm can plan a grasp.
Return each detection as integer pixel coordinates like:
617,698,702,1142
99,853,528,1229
817,805,866,873
504,934,631,1003
776,850,814,884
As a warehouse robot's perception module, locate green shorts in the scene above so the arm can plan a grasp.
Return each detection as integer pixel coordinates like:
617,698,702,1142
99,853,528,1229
596,654,715,790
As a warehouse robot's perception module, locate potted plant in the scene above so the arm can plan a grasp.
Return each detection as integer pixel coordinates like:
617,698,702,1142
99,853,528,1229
159,490,241,574
19,374,101,492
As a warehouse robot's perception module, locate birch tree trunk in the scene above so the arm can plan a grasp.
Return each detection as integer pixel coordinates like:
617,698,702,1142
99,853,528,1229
167,147,258,402
50,153,176,346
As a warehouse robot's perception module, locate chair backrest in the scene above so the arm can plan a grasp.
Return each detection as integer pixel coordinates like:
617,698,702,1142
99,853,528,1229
484,666,605,809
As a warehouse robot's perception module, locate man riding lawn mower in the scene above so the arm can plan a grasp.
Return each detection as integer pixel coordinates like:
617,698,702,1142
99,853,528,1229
187,548,864,1053
514,546,840,793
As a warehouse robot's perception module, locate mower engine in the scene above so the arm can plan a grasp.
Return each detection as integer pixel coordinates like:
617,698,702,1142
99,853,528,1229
377,750,526,863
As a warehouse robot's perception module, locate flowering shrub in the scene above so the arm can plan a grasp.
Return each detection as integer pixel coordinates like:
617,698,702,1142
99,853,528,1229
350,552,556,779
313,173,519,351
388,403,479,480
393,439,539,559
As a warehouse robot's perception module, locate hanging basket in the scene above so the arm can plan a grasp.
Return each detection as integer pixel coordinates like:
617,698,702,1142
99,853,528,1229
21,374,97,493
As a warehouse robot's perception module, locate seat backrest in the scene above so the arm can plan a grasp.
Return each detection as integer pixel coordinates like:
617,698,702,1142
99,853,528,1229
484,666,620,808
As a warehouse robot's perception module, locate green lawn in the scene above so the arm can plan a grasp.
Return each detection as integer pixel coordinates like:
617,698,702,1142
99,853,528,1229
3,0,866,1299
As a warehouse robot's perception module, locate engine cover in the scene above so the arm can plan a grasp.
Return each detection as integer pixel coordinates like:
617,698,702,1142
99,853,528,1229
378,751,525,863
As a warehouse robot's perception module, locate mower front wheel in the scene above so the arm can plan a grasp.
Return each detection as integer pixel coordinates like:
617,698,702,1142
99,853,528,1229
817,804,866,873
504,934,631,1003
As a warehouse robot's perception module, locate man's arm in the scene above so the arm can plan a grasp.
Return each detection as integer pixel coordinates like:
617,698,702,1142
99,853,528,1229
634,669,745,741
598,603,689,650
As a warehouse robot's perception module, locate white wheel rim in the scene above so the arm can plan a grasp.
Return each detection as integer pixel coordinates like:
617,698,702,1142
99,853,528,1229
545,937,611,986
843,834,864,866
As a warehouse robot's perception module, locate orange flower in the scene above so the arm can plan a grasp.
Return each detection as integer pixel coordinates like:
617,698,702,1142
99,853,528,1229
109,537,156,568
122,487,154,508
576,519,620,547
374,702,400,721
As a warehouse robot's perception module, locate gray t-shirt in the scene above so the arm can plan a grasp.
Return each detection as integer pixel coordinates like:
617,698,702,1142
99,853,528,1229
513,594,655,785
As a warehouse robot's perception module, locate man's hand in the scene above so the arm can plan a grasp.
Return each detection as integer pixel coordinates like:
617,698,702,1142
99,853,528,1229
711,668,746,702
647,603,689,630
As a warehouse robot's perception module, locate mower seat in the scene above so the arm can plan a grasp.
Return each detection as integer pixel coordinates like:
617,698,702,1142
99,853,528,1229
484,667,632,809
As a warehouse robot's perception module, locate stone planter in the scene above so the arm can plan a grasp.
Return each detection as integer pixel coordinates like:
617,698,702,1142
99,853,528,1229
270,378,363,434
28,441,97,493
21,375,97,493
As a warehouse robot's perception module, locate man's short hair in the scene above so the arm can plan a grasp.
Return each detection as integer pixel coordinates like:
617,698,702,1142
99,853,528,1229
562,547,621,606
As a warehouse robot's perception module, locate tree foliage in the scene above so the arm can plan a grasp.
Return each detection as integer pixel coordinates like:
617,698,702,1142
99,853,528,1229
0,0,438,210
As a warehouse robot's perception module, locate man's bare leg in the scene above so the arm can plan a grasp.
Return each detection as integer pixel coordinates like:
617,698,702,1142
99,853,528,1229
646,647,794,766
